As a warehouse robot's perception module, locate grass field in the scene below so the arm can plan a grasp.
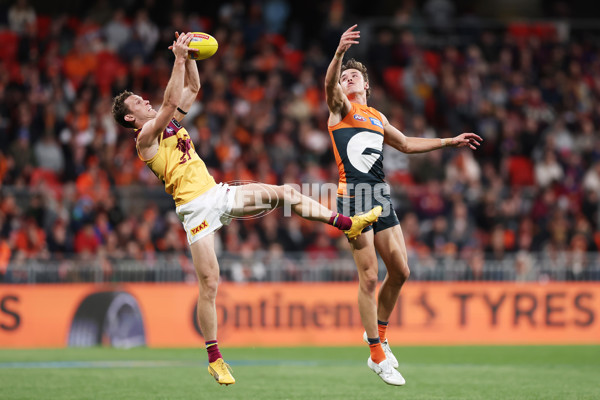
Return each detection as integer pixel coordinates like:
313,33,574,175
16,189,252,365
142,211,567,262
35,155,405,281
1,345,599,399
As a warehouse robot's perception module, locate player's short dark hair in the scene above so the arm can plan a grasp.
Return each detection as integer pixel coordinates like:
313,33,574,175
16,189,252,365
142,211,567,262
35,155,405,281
341,58,371,98
112,90,135,129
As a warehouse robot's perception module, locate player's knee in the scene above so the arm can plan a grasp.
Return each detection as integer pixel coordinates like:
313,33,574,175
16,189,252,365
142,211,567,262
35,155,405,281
390,264,410,286
199,281,218,300
359,272,379,293
197,272,219,299
398,265,411,283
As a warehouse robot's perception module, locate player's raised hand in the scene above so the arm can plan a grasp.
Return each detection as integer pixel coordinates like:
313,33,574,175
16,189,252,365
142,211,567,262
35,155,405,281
336,24,360,56
171,32,193,59
449,133,483,150
168,31,185,48
169,31,199,57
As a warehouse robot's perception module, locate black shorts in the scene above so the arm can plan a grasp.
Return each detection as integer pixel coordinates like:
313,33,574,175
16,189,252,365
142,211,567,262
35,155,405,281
336,184,400,235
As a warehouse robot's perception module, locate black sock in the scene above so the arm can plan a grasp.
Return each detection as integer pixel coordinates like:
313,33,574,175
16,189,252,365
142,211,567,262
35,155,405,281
367,337,381,345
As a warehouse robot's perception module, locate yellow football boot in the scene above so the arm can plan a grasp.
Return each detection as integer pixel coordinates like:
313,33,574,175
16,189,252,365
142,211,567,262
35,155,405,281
344,206,382,240
208,358,235,385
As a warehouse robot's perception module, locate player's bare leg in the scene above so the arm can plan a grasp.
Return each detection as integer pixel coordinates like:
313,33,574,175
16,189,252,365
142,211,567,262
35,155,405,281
190,234,235,385
190,234,220,342
350,232,380,339
231,183,380,239
350,232,405,385
371,225,410,370
231,183,331,221
374,225,410,321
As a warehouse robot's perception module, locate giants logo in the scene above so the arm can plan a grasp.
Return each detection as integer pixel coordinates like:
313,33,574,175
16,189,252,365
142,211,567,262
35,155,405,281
347,130,384,173
191,220,209,235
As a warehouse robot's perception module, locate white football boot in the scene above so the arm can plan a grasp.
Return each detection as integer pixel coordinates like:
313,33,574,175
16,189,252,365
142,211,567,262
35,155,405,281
367,357,406,386
363,331,399,368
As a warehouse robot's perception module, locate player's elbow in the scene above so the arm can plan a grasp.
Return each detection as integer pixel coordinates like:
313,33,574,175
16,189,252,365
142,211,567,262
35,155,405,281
163,97,179,110
391,140,410,154
164,91,182,109
187,83,201,93
324,75,338,89
325,96,343,112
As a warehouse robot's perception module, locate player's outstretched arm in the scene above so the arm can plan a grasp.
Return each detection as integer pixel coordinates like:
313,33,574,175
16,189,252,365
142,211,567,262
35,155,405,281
325,24,359,117
171,32,201,122
382,113,482,154
137,33,191,149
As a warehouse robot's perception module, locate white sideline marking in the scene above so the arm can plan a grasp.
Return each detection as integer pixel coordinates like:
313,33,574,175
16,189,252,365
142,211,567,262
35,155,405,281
0,359,323,369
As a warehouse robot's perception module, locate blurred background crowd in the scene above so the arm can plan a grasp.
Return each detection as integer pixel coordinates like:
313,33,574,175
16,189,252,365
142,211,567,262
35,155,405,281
1,0,599,282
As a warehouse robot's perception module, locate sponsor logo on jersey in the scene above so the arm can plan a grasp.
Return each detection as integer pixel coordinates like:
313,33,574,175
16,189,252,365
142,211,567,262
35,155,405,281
353,114,367,122
166,127,174,134
171,119,182,129
369,117,383,128
191,220,209,235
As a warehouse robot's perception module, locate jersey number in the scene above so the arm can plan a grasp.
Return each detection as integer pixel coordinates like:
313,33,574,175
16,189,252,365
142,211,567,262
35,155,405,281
347,131,383,173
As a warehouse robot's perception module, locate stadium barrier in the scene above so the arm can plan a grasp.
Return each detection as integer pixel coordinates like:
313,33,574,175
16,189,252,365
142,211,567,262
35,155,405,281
2,252,600,283
1,282,598,348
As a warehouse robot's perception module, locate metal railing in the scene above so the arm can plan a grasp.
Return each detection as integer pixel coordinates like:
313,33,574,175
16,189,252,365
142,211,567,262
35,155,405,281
2,252,599,284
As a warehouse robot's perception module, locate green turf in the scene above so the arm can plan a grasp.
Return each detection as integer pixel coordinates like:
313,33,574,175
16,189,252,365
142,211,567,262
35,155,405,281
0,346,598,400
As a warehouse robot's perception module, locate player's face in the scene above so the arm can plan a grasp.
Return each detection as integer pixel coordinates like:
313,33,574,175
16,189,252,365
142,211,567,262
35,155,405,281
124,94,157,121
340,69,368,96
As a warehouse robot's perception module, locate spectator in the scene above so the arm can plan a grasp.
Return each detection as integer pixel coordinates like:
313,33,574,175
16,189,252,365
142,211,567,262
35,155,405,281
535,150,564,188
305,230,337,261
63,37,98,89
74,222,100,255
47,219,70,256
33,133,65,175
423,0,455,34
133,9,159,59
514,251,535,281
263,0,290,34
103,9,131,53
0,3,599,283
423,215,450,255
12,217,46,258
8,0,36,34
583,162,600,193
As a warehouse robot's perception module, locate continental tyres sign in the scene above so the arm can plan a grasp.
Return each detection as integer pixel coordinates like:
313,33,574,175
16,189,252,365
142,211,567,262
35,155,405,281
0,282,598,348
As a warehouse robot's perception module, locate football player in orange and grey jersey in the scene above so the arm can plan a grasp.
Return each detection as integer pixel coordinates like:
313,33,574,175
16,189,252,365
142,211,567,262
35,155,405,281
112,32,381,386
325,25,482,386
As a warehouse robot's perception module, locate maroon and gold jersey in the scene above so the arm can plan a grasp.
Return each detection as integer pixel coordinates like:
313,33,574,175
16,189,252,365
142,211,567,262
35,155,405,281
136,119,216,206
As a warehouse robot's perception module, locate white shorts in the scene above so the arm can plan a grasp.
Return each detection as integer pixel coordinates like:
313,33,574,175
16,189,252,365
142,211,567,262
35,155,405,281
176,183,237,245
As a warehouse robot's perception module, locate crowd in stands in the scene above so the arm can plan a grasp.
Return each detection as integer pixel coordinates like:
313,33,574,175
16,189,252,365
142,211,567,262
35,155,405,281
1,0,600,281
